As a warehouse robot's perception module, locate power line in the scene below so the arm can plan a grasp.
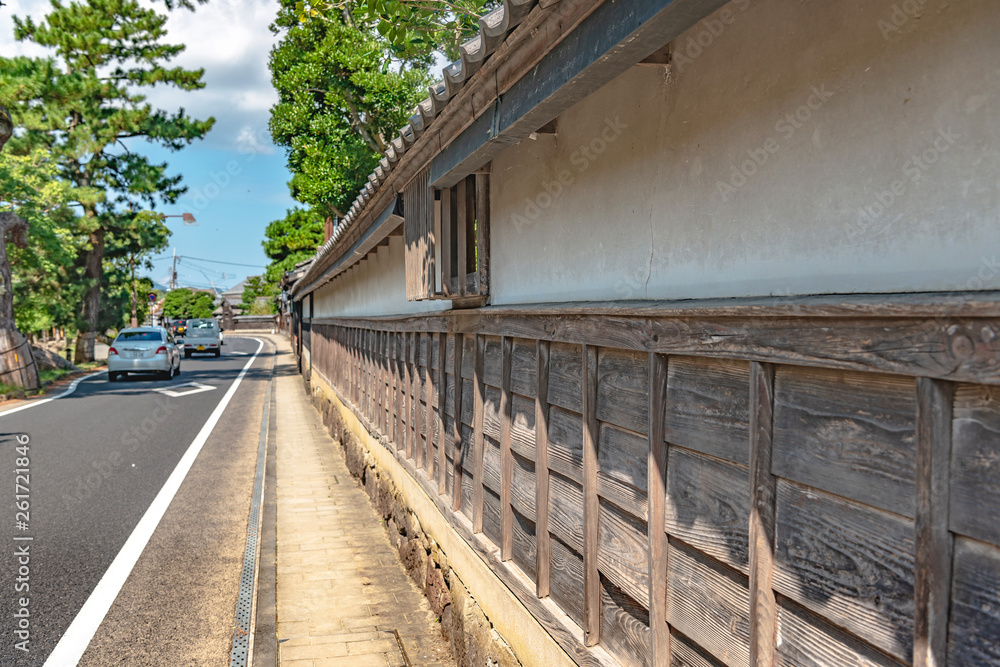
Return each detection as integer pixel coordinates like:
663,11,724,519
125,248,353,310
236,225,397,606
178,254,266,268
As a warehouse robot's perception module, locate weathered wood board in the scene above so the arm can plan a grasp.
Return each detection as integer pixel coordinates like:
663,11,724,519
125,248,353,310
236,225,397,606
665,357,750,465
947,537,1000,665
773,480,915,663
601,575,651,667
950,384,1000,545
773,367,917,519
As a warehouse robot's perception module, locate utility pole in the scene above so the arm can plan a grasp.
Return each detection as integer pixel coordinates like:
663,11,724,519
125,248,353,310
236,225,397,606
170,248,178,291
129,254,138,327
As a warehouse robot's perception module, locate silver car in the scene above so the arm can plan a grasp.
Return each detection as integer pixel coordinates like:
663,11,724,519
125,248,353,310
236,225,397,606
183,318,222,358
107,326,181,381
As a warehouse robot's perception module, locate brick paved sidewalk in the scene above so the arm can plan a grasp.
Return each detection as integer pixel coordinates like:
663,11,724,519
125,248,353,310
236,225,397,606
273,342,455,666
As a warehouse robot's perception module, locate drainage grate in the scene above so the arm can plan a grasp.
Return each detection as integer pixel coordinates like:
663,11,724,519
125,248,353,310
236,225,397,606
230,354,275,667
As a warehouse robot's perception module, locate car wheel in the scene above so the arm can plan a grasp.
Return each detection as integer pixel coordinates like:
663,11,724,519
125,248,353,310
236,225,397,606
184,350,191,359
174,362,181,376
214,349,221,357
108,371,117,382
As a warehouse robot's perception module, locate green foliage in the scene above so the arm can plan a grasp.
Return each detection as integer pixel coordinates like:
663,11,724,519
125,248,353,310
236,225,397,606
162,288,215,319
262,207,324,283
295,0,494,61
1,0,214,355
269,0,429,216
240,275,278,314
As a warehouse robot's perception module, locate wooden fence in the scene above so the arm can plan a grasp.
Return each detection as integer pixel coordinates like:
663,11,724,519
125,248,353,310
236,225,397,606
301,298,1000,667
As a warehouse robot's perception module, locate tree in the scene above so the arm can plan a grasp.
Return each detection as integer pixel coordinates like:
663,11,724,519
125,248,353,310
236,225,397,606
241,275,278,315
162,288,215,319
263,207,324,284
269,0,429,219
295,0,495,62
3,0,214,362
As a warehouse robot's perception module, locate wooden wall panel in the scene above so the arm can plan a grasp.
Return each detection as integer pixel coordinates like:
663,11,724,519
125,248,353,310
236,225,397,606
484,335,502,388
461,334,475,379
773,367,917,519
511,338,538,399
461,468,474,520
549,471,585,553
600,575,651,667
510,451,536,521
548,406,583,482
775,598,906,667
461,378,475,426
550,533,585,627
665,447,750,575
671,632,726,667
598,422,648,495
483,485,502,545
666,542,751,667
665,357,750,465
950,383,1000,545
512,508,538,583
548,342,583,413
947,537,1000,665
510,393,536,460
483,435,501,493
773,480,915,662
483,384,502,441
597,499,649,605
597,348,649,435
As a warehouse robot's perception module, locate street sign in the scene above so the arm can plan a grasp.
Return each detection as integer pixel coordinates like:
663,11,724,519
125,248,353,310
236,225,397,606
149,293,157,302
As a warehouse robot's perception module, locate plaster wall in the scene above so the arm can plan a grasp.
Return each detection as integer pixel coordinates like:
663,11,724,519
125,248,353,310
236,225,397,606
489,0,1000,304
311,234,451,318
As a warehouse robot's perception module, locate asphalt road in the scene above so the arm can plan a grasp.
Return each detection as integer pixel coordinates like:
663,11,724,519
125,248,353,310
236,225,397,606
0,336,274,666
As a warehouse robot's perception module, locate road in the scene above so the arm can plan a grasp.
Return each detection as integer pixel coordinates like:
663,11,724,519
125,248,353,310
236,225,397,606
0,336,273,666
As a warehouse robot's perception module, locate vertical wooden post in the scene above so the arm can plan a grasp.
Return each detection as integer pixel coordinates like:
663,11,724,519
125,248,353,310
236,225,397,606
378,331,386,434
438,332,448,495
425,333,436,478
475,173,490,296
441,187,452,296
472,334,486,533
414,333,424,470
366,330,373,421
914,377,954,667
453,333,465,511
535,339,552,598
749,361,777,667
582,344,600,647
395,333,405,452
456,178,468,297
648,352,670,665
500,336,514,561
404,333,413,460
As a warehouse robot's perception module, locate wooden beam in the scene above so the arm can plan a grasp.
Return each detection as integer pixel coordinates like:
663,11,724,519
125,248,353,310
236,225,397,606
452,333,466,511
582,344,600,646
535,339,552,598
638,42,671,66
456,177,468,297
749,361,777,667
396,332,405,452
441,186,452,296
475,173,491,296
914,377,955,667
425,333,437,479
438,332,448,495
405,333,413,460
414,333,423,469
647,352,670,665
473,334,486,533
500,336,515,561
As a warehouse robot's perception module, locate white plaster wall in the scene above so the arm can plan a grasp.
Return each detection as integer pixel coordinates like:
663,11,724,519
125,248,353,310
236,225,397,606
490,0,1000,304
311,234,451,318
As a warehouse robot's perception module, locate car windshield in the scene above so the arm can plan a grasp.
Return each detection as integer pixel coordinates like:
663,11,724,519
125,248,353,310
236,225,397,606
116,331,163,342
190,321,216,330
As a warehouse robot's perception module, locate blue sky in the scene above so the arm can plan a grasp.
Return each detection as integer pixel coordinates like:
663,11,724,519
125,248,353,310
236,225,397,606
1,0,298,291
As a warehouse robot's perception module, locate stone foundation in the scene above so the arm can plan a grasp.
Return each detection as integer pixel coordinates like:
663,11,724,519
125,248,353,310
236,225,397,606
310,380,522,667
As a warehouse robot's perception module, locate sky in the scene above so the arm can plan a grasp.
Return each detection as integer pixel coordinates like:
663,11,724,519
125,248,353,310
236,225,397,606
0,0,299,292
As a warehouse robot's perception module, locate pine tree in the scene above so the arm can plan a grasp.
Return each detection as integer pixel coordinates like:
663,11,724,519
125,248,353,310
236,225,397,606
2,0,214,362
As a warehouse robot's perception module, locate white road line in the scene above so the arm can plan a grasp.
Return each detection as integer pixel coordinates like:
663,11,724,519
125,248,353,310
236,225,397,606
43,338,265,667
0,371,105,418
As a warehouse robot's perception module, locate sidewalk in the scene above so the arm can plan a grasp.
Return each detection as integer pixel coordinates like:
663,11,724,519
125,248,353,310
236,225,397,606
272,338,455,666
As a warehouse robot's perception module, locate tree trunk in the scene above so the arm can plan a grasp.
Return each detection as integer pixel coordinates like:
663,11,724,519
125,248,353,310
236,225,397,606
0,212,39,391
74,227,105,364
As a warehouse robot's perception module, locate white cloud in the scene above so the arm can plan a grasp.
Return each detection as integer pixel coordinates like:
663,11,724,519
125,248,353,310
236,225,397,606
0,0,284,151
